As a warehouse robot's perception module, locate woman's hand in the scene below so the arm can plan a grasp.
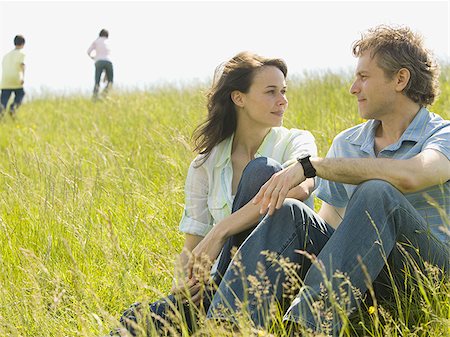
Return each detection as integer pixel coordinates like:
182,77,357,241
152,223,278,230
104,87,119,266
171,277,204,306
186,227,226,282
253,162,306,215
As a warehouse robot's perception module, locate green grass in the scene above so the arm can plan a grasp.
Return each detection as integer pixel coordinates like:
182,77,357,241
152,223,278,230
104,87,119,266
0,67,448,336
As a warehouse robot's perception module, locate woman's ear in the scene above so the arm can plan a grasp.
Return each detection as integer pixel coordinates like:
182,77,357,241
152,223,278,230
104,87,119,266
231,90,245,108
395,68,411,92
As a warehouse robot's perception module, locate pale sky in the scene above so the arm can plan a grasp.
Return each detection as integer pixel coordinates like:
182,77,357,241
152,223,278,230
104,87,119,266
0,1,449,97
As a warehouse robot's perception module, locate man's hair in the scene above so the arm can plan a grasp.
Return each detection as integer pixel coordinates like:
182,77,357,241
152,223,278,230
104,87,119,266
352,25,440,106
99,29,109,38
14,35,25,46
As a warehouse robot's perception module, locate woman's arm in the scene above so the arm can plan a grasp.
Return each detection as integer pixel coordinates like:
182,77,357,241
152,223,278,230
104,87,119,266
287,178,315,201
171,234,203,303
187,199,262,279
176,234,203,277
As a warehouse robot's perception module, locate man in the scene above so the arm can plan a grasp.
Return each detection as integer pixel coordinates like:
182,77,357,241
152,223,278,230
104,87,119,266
206,25,449,335
87,29,113,100
1,35,26,117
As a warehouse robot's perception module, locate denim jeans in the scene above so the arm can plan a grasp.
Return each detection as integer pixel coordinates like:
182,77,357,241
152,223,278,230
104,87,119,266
284,180,450,335
0,88,25,112
206,197,333,326
94,60,113,96
115,157,298,335
207,179,449,335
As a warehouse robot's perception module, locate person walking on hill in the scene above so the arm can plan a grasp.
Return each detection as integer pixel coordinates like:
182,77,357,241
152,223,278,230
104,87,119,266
87,29,113,100
1,35,26,118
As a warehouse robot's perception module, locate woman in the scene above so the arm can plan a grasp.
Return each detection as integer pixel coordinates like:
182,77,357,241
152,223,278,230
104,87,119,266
87,29,113,100
111,51,318,336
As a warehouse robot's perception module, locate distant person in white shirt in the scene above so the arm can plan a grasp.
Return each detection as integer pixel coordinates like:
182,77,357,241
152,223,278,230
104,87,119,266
87,29,113,100
1,35,26,118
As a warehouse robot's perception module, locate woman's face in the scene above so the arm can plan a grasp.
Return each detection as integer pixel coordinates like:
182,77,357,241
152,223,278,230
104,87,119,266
238,65,288,129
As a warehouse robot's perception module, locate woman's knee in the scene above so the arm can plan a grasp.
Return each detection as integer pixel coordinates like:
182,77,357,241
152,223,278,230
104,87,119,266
240,157,282,188
266,199,314,228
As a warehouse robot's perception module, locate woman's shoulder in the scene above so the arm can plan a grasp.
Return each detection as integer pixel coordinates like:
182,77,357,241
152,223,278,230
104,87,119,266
190,136,233,169
270,126,315,141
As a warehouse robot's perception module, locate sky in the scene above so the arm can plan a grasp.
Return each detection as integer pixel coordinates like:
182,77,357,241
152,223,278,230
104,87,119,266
0,1,449,97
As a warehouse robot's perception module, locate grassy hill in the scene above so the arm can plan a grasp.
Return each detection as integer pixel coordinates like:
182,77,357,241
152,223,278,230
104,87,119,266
0,67,448,336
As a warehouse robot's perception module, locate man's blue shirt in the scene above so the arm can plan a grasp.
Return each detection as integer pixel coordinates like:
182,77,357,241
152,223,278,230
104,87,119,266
316,107,450,243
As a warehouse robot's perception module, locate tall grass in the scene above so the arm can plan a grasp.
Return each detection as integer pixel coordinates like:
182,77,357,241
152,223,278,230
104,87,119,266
0,66,448,336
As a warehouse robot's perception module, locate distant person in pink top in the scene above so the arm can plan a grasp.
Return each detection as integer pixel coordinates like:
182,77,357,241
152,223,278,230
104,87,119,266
87,29,113,100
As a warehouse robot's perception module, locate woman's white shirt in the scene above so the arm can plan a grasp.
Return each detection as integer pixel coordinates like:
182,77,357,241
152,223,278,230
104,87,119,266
179,127,317,237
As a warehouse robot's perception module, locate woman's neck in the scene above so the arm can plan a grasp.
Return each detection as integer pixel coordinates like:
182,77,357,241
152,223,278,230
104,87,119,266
232,124,271,160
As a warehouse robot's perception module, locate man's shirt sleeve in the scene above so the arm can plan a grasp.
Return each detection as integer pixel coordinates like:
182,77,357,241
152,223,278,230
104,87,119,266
423,124,450,161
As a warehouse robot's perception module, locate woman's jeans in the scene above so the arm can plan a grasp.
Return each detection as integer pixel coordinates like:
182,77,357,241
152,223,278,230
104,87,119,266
207,180,450,336
94,60,113,97
115,157,311,335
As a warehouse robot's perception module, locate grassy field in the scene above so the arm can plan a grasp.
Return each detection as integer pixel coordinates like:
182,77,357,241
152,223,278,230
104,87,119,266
0,67,448,337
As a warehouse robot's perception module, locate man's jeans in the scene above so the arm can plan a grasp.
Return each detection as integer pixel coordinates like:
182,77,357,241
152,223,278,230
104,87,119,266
0,88,25,112
208,179,450,335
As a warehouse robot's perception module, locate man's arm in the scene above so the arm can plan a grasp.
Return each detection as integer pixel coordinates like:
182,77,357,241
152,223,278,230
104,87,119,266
254,149,450,215
312,149,450,193
20,63,25,84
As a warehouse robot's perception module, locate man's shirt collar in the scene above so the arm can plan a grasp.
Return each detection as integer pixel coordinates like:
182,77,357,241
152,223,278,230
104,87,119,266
346,107,428,155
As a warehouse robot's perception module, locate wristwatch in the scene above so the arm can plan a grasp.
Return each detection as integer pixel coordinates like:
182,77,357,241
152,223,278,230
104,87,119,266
297,155,316,178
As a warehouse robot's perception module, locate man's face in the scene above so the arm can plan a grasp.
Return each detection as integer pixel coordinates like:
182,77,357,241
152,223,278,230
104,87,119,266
349,51,397,120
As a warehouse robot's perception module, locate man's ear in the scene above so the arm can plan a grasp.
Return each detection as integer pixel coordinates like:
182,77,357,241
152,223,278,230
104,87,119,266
395,68,411,92
231,90,245,107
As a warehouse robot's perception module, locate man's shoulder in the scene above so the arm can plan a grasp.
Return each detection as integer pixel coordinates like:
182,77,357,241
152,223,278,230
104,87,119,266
427,111,450,130
6,49,25,59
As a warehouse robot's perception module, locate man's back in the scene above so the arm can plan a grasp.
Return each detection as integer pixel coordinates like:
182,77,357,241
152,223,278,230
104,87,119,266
1,49,25,89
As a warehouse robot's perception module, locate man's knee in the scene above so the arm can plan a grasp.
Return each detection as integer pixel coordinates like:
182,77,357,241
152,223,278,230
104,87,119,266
353,179,402,201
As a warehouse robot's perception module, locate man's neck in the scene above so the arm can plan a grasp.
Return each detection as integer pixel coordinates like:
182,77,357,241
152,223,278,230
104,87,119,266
374,100,421,155
376,100,421,143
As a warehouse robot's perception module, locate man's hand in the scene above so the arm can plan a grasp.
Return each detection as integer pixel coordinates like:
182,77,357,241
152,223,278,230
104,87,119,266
253,162,306,215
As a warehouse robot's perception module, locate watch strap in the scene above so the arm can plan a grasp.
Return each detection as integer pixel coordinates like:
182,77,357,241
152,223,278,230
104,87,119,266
297,155,316,178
